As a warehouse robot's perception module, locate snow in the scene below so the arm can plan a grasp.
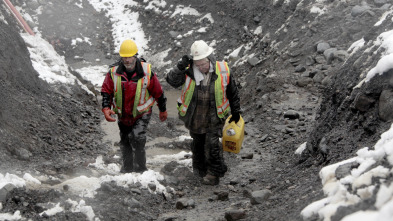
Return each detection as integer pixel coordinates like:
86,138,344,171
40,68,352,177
254,26,263,35
302,123,393,221
197,13,214,24
348,39,365,56
374,10,393,27
145,0,167,13
0,13,8,24
310,5,327,16
170,5,200,17
0,173,26,189
295,142,307,155
67,200,96,221
21,33,93,94
71,37,92,46
364,29,393,82
86,0,144,55
39,203,64,217
75,65,109,88
23,173,41,185
0,211,22,221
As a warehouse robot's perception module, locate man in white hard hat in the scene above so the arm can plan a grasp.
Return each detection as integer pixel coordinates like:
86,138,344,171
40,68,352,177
166,40,241,185
101,39,168,173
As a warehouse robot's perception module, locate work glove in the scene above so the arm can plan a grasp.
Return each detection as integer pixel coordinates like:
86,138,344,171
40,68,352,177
159,111,168,122
229,112,240,123
177,55,193,71
102,107,116,122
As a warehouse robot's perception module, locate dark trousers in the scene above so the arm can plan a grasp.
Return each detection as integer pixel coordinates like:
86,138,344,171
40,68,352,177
118,113,151,173
190,131,227,177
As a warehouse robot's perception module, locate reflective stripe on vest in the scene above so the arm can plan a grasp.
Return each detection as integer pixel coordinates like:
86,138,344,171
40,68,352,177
111,62,155,117
177,61,230,118
111,66,122,115
177,75,195,116
215,61,230,118
133,62,155,116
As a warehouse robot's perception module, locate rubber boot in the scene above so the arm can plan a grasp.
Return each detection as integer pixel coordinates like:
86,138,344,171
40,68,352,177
131,113,150,173
202,174,219,185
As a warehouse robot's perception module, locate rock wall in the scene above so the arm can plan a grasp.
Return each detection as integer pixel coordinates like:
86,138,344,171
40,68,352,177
0,2,107,174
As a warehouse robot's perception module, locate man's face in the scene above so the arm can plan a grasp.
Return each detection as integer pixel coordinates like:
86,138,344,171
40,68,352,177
122,56,137,70
194,58,210,74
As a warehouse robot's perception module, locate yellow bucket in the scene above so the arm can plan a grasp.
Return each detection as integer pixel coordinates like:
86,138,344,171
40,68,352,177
222,115,245,154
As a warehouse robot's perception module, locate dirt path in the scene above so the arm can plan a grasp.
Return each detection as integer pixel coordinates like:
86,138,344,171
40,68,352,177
4,0,330,220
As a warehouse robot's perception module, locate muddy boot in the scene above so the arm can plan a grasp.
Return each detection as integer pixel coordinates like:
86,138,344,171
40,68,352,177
120,144,134,173
202,174,219,185
193,168,207,180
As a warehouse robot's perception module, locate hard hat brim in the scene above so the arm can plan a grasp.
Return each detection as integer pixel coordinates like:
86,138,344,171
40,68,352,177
193,46,214,61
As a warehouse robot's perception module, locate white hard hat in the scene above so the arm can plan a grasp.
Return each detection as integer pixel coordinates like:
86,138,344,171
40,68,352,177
190,40,214,60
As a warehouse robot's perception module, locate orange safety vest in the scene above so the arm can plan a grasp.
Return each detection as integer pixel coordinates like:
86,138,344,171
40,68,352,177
111,62,155,117
177,61,230,118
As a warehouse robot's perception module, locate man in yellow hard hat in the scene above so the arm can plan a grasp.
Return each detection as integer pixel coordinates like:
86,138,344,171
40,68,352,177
101,39,168,173
166,40,241,185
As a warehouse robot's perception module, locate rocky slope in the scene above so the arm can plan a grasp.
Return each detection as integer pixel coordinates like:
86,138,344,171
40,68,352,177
1,0,393,220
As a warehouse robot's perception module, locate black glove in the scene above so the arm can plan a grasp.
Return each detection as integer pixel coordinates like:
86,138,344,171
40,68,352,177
177,55,193,71
229,112,240,123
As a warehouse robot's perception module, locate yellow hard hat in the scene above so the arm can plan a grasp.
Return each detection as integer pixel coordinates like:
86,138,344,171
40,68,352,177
119,39,138,57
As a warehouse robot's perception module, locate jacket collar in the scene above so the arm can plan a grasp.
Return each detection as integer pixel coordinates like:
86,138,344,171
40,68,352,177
188,54,217,81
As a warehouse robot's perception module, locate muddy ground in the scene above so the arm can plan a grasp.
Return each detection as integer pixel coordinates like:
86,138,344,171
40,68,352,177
1,0,392,220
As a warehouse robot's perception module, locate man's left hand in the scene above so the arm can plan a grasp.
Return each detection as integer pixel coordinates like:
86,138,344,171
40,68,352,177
159,111,168,122
229,112,240,123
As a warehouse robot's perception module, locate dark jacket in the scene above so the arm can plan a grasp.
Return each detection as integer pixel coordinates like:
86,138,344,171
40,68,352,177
101,58,166,126
166,55,241,133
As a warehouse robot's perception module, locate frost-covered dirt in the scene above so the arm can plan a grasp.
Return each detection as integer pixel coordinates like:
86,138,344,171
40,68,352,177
1,0,393,220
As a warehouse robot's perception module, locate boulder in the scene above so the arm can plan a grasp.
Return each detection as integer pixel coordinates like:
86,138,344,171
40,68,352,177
378,90,393,121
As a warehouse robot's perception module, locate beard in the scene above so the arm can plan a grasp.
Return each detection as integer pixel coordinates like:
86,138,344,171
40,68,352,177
123,61,136,70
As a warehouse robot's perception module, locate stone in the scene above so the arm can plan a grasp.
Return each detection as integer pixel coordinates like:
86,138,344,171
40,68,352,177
247,57,260,66
316,42,330,53
374,0,387,6
14,148,32,161
313,73,325,84
323,48,337,64
351,5,371,17
353,94,375,112
378,90,393,121
241,153,254,159
224,210,247,221
322,75,332,86
250,189,271,205
305,56,315,66
335,161,360,179
296,78,313,87
334,50,348,62
315,55,326,64
295,65,306,73
175,198,188,209
148,183,156,191
217,191,229,201
0,183,16,202
187,199,195,208
284,110,300,119
169,31,180,38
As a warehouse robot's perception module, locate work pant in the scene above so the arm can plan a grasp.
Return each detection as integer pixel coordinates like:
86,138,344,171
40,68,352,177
190,131,227,178
118,113,151,173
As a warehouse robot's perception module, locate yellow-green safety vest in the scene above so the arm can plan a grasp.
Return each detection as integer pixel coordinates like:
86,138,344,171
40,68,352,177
111,62,155,117
177,61,230,118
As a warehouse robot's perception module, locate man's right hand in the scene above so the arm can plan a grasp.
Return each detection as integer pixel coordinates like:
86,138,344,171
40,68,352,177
102,107,116,122
177,55,193,70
